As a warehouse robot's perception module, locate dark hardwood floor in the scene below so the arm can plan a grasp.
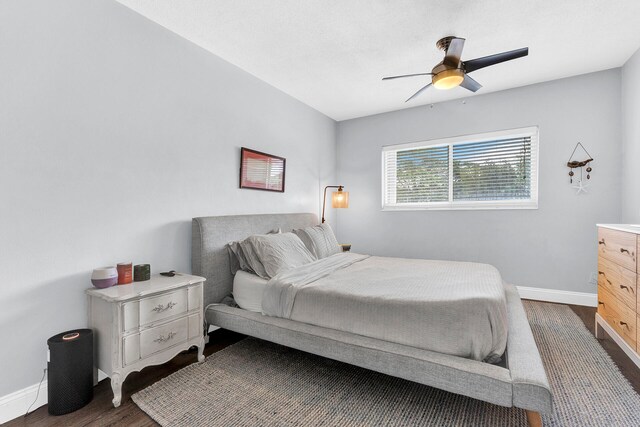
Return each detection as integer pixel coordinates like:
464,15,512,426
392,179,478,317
5,303,639,426
568,304,640,394
5,330,246,427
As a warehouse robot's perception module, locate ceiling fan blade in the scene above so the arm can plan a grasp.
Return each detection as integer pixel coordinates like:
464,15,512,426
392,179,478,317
382,72,433,80
460,74,482,92
405,83,432,102
463,47,528,73
443,37,465,67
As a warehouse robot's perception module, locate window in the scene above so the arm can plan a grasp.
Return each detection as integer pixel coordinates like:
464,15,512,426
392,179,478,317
382,127,538,210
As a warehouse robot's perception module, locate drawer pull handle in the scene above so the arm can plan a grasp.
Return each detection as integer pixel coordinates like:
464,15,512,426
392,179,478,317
619,321,628,327
598,301,605,306
152,301,177,313
153,332,177,343
598,271,612,285
620,285,629,290
598,239,606,246
619,248,631,255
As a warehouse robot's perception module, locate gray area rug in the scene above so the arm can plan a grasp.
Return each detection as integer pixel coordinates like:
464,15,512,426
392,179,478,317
133,301,640,426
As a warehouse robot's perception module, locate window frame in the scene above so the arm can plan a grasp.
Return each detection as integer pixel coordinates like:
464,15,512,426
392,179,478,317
381,126,539,211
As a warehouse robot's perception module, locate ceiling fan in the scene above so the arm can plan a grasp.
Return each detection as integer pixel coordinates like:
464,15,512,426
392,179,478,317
383,36,528,102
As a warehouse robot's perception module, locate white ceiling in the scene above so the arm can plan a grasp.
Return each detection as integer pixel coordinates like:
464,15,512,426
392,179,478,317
117,0,640,121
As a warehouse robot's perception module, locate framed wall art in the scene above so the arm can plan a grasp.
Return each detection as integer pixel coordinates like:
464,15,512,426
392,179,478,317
239,147,286,192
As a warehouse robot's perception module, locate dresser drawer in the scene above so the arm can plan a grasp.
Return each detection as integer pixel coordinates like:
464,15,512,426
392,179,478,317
140,289,188,326
123,288,188,332
122,316,190,366
597,257,637,310
598,286,636,349
140,316,189,359
598,228,637,272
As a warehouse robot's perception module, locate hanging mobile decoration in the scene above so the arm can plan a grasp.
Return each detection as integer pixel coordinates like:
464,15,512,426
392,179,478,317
566,142,593,194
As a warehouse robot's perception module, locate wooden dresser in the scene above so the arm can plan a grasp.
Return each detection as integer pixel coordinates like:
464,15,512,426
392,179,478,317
86,273,206,407
596,224,640,367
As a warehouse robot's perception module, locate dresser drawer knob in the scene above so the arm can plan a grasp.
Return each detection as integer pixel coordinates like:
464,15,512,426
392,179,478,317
619,321,628,328
152,301,177,313
598,239,606,246
619,248,631,255
598,271,612,285
153,331,177,343
620,285,629,290
598,301,605,306
604,278,612,285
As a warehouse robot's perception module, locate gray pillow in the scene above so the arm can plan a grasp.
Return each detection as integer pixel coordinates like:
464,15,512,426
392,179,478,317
237,238,270,279
244,232,315,278
227,228,282,276
227,241,255,275
293,223,341,259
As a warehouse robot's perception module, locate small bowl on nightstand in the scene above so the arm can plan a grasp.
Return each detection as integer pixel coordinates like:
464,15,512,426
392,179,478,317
91,267,118,289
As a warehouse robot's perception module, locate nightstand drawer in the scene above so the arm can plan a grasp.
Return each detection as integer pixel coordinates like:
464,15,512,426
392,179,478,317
123,316,190,366
140,289,188,326
597,257,636,310
140,316,189,358
123,289,188,332
598,228,637,272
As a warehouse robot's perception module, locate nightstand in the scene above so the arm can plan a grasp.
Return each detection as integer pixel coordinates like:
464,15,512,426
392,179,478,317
86,273,206,407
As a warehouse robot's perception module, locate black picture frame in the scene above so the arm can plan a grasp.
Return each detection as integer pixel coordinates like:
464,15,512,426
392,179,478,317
239,147,286,193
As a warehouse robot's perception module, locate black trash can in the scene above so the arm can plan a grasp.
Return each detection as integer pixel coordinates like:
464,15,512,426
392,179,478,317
47,329,93,415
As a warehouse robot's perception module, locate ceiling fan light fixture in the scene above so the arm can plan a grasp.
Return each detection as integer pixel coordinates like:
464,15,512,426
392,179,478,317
432,69,464,90
383,37,528,101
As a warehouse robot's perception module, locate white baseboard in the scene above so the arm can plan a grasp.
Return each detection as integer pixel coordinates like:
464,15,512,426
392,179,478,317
517,285,597,307
0,370,108,424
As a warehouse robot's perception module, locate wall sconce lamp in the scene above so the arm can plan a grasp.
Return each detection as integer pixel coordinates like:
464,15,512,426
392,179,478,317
322,185,349,223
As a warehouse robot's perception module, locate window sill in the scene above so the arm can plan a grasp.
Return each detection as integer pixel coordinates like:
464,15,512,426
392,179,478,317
382,202,538,211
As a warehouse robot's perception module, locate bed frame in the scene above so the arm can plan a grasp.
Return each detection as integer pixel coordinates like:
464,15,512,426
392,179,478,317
192,213,552,426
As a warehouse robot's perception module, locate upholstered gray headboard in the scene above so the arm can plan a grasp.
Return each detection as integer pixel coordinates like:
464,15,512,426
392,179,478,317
192,213,318,307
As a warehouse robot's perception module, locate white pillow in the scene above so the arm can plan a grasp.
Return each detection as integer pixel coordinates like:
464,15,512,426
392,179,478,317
293,223,341,259
244,232,315,278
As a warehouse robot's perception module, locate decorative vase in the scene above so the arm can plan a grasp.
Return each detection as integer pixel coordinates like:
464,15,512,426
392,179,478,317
117,262,133,285
91,267,118,289
134,264,151,282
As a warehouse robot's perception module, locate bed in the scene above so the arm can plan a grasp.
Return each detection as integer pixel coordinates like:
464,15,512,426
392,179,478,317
192,213,552,426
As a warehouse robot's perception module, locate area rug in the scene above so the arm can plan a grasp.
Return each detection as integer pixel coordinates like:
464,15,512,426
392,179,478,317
133,301,640,426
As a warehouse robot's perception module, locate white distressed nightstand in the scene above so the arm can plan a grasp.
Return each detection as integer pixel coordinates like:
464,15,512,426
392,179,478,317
86,273,206,407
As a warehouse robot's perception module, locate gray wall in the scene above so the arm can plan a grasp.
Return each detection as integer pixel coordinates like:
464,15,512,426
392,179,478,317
336,70,622,294
622,47,640,223
0,0,335,396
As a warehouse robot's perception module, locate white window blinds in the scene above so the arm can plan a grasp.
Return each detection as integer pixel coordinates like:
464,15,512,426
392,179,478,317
382,127,538,210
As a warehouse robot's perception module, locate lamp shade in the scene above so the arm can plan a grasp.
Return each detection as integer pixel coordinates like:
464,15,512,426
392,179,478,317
331,190,349,208
322,185,349,223
432,69,464,90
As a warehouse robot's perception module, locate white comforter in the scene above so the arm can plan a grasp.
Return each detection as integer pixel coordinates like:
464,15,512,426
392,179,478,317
261,253,508,362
